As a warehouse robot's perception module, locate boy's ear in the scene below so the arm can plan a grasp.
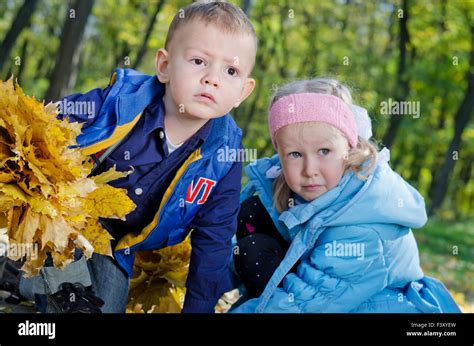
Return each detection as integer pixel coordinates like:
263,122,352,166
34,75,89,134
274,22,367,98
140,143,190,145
234,77,256,108
155,48,170,83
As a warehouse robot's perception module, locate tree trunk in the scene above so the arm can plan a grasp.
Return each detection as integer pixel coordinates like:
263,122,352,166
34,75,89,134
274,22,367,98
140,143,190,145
241,0,254,17
278,3,290,80
240,11,276,131
340,0,352,33
439,0,447,32
17,38,29,83
297,9,319,77
34,9,60,81
115,41,131,69
132,0,166,70
44,0,94,103
0,0,40,72
429,25,474,214
382,0,411,149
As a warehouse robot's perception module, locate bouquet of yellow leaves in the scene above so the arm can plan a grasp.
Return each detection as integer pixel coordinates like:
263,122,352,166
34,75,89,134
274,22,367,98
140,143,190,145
126,236,242,313
0,78,136,277
127,237,191,313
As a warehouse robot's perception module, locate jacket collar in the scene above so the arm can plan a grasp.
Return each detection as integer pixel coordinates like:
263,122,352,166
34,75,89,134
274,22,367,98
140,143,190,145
245,154,367,233
114,70,237,156
116,74,164,125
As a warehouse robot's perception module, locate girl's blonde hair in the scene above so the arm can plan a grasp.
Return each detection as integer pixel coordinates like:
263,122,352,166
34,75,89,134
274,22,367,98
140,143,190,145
271,78,379,213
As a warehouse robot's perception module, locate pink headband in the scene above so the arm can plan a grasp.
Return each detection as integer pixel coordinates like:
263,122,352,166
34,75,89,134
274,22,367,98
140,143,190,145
268,93,358,149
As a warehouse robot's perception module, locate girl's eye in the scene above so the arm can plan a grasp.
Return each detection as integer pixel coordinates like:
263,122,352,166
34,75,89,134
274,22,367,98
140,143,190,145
319,148,330,156
226,67,238,76
191,58,205,65
289,152,302,159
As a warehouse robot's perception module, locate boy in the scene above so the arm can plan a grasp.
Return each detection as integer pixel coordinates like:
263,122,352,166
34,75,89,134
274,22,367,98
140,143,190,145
19,0,256,313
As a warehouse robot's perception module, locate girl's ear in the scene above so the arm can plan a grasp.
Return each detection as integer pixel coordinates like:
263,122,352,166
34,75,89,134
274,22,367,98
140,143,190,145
341,150,350,170
343,150,350,161
155,48,170,83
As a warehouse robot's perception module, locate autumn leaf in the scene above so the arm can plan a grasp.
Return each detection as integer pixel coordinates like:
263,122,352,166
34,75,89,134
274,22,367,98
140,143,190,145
80,219,114,256
82,184,135,220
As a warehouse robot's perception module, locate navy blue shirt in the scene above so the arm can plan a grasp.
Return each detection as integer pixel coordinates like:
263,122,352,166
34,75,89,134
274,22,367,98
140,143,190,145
95,98,213,242
61,85,242,313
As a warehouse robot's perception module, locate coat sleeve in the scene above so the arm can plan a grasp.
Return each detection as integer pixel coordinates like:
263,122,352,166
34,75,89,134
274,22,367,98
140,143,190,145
182,159,243,313
261,226,389,313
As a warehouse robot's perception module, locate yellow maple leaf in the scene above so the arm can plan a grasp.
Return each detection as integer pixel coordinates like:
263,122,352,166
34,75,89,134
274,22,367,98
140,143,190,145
91,165,132,185
81,184,135,220
81,219,114,257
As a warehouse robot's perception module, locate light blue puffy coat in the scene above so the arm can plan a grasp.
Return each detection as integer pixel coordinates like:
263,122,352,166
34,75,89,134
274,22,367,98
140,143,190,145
232,150,461,313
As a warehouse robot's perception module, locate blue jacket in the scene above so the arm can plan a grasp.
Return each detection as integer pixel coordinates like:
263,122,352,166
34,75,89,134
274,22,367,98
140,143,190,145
232,150,461,313
65,68,243,312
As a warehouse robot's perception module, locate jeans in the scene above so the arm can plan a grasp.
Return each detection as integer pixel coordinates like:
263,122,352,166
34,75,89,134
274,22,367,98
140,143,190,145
19,251,129,313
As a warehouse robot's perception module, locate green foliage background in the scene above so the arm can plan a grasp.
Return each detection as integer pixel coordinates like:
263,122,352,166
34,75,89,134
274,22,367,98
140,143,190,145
0,0,472,310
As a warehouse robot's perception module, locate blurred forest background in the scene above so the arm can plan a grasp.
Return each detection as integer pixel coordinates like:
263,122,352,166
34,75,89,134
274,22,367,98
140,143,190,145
0,0,472,311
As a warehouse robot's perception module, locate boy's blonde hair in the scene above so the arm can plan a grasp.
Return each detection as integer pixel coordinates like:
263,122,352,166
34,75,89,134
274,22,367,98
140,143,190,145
165,1,258,65
271,78,379,213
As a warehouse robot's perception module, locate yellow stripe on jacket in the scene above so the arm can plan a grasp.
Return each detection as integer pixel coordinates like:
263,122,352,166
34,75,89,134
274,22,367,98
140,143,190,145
115,148,202,251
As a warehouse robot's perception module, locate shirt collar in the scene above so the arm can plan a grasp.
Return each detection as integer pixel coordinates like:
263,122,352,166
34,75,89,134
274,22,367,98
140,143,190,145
192,117,213,146
143,97,165,136
144,96,214,148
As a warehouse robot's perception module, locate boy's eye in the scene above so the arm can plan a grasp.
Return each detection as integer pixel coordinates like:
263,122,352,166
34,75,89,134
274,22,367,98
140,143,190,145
319,148,330,156
191,58,205,65
289,152,302,159
226,67,238,76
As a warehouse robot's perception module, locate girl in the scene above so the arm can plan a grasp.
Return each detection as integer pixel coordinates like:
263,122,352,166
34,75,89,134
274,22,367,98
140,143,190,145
231,78,460,313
